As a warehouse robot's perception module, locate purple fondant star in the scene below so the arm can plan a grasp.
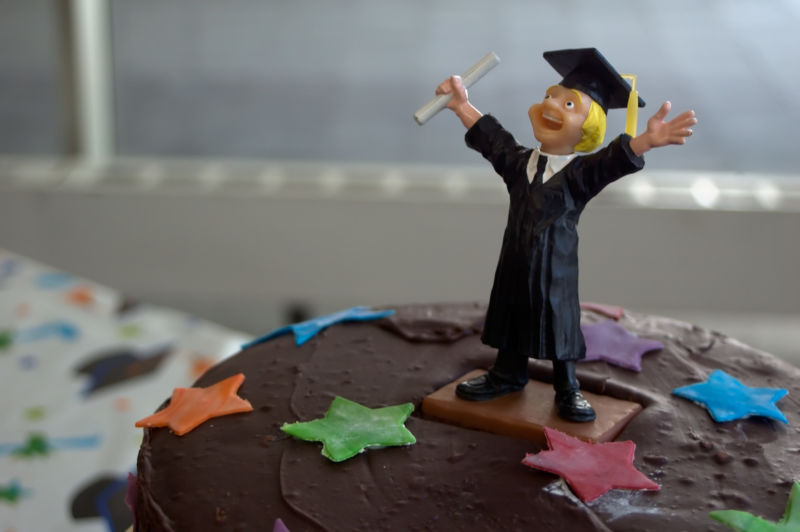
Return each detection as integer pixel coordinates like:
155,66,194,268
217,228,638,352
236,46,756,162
672,369,788,424
580,320,663,372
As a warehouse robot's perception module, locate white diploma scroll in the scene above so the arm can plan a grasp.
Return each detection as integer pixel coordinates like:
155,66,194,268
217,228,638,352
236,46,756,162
414,52,500,125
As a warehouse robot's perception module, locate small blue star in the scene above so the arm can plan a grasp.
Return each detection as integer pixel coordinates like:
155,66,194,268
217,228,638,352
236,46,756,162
19,354,37,370
35,271,76,289
16,321,79,343
672,369,789,424
244,306,395,348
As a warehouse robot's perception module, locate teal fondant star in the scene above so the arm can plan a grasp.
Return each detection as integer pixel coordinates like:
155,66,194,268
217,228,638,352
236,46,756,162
0,479,27,504
244,306,395,347
281,396,416,462
11,433,51,458
672,370,788,424
710,481,800,531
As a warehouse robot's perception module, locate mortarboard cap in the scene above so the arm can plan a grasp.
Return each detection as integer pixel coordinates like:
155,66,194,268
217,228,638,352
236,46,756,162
543,48,645,113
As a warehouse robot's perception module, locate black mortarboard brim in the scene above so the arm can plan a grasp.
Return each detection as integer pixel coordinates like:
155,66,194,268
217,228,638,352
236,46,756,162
543,48,645,113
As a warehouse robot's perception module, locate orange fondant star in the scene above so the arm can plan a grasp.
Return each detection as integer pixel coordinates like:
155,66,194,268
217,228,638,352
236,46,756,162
190,356,216,379
135,373,253,436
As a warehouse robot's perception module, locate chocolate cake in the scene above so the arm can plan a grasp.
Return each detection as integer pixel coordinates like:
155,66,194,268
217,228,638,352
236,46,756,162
135,303,799,531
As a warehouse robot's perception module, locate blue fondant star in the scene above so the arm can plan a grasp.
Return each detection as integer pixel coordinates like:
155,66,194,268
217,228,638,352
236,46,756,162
243,306,395,348
672,369,789,424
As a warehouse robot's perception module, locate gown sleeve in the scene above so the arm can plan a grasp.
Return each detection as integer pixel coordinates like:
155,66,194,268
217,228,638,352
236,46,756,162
464,115,530,191
564,133,645,206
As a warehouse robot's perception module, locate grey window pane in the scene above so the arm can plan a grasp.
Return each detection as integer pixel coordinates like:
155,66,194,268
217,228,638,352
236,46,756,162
0,0,66,155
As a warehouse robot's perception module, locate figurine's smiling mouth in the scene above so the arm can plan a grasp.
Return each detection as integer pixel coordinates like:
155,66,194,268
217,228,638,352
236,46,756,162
541,112,563,130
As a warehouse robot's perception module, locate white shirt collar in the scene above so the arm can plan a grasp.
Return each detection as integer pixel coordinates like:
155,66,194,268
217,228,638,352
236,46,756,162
526,147,578,184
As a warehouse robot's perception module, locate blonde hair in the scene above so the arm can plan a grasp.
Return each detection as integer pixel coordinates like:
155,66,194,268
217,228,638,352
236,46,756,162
570,89,607,153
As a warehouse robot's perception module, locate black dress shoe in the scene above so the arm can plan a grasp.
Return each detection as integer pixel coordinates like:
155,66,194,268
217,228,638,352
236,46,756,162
455,372,526,402
554,390,596,422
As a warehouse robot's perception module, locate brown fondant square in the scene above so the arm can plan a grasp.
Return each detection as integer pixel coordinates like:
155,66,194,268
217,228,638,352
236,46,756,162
422,369,642,446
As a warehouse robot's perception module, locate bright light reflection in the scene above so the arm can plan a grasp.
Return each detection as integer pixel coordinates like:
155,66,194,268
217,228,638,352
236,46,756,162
690,178,719,208
629,178,656,206
319,170,346,195
381,170,406,197
754,181,782,210
442,172,469,199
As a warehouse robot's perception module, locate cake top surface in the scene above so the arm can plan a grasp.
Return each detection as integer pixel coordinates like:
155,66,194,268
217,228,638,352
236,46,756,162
137,303,800,531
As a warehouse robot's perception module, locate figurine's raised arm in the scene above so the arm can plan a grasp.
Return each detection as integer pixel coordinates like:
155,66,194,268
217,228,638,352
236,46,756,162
630,101,696,156
435,75,483,130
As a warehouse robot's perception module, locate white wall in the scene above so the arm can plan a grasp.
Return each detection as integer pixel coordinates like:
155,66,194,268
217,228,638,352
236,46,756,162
2,159,798,352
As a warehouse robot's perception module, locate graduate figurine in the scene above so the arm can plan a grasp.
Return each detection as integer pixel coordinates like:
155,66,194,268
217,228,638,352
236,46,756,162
435,48,696,422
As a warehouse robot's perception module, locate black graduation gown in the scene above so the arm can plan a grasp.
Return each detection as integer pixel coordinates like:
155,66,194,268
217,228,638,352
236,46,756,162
465,114,644,360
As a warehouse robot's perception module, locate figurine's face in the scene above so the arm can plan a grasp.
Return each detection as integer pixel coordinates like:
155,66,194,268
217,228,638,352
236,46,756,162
528,85,591,155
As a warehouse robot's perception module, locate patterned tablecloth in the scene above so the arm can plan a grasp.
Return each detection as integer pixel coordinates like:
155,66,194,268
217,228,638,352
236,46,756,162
0,249,252,531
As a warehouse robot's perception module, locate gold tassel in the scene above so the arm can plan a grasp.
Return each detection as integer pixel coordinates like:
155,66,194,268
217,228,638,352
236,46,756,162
622,74,638,137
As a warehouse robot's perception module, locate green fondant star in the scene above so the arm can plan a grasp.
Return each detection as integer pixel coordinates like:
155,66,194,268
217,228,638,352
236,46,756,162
0,330,13,351
12,433,51,458
710,481,800,531
281,396,416,462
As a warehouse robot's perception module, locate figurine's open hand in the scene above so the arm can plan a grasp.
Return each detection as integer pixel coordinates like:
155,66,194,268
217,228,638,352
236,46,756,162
435,75,483,129
630,102,697,156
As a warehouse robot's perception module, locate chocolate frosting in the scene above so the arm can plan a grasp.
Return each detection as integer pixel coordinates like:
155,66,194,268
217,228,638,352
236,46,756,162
137,304,800,531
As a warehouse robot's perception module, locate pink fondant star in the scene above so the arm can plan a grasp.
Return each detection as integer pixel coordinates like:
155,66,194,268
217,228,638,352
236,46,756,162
522,427,659,502
580,320,663,372
580,301,625,320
